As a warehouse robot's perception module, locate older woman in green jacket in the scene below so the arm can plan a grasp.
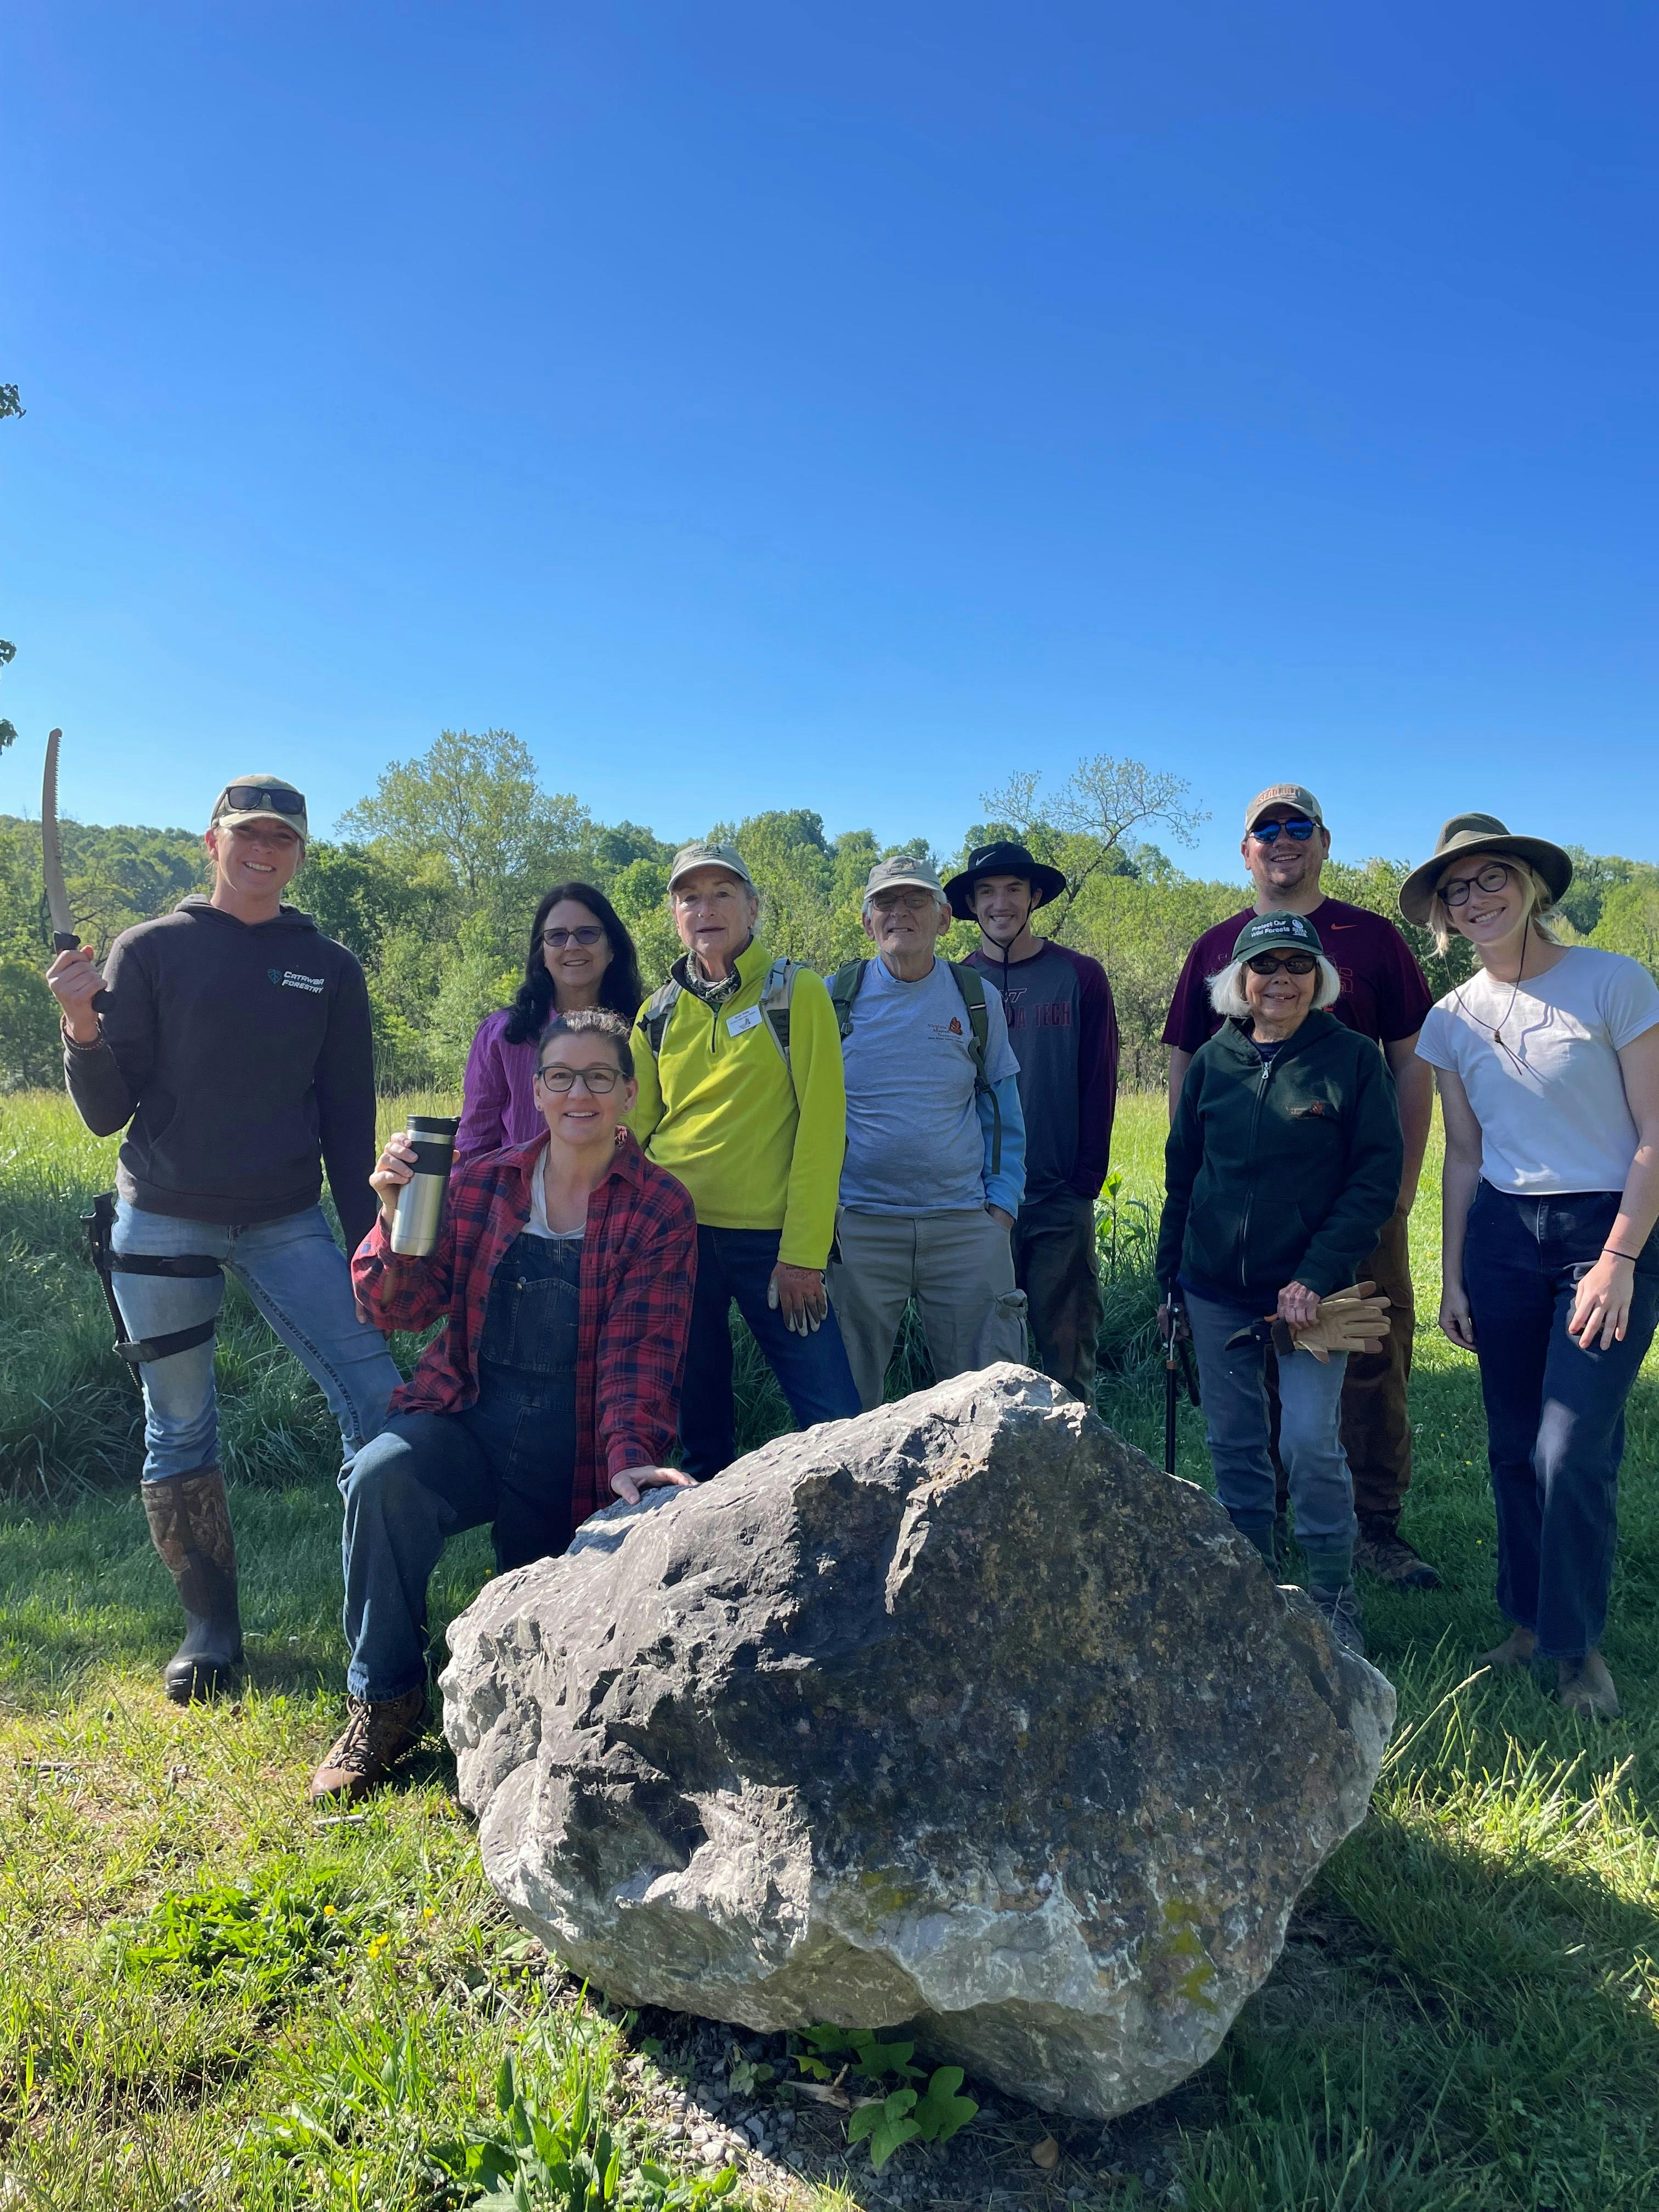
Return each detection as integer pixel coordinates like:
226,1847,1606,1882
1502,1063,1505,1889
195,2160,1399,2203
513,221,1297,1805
1156,911,1403,1652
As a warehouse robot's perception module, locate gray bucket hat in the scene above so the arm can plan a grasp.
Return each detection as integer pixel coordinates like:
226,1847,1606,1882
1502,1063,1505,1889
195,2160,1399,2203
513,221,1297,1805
1398,813,1573,926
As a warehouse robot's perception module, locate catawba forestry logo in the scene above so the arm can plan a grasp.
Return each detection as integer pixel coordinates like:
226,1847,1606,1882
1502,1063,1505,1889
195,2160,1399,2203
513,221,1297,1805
268,967,325,994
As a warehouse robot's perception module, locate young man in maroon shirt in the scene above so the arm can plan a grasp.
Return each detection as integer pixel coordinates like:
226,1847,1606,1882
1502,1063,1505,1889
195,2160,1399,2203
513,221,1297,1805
949,841,1121,1406
1163,783,1438,1589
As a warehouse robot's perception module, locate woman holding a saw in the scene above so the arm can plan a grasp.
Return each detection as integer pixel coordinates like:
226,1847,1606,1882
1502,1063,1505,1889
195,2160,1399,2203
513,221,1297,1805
46,769,399,1705
1155,911,1403,1656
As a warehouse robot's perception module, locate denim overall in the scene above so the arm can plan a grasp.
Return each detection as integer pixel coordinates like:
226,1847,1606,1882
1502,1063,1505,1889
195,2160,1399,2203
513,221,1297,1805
469,1231,582,1572
338,1230,582,1702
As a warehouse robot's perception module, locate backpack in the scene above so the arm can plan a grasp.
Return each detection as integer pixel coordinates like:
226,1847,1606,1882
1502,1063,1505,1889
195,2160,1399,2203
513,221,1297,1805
639,956,803,1097
826,957,1002,1175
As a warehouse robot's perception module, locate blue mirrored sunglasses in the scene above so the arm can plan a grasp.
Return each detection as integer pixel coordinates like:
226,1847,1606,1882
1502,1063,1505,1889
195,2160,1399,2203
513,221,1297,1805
1250,818,1317,843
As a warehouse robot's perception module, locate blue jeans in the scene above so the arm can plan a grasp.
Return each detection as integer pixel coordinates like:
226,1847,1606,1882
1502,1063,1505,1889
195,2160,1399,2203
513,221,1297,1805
1184,1288,1357,1559
110,1201,402,1482
680,1226,861,1479
339,1233,580,1701
1463,1184,1659,1662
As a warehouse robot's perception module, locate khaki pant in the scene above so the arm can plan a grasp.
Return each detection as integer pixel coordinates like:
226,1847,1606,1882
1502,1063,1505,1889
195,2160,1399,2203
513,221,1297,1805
829,1209,1029,1413
1272,1206,1416,1527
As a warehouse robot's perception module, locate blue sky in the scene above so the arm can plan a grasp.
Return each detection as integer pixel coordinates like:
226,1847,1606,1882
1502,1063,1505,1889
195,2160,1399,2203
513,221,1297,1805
4,1,1655,882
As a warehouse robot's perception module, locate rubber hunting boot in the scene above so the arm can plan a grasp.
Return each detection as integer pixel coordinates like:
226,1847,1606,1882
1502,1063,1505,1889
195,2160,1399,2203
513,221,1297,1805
142,1467,244,1702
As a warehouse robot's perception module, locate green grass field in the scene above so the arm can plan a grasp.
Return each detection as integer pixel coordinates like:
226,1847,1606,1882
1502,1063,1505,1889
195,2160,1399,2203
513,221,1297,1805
3,1088,1658,2210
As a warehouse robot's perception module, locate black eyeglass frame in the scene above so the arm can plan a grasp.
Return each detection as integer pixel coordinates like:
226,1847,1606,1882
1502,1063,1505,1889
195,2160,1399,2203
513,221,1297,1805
534,1064,624,1094
1440,861,1517,909
540,925,606,948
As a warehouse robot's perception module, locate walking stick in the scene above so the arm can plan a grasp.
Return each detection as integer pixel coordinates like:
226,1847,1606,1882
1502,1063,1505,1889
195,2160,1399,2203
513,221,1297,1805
1161,1293,1199,1476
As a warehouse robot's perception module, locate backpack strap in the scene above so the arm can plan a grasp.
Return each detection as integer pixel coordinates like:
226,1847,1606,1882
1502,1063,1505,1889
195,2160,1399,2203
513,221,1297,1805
757,956,799,1093
827,958,869,1041
640,978,682,1059
947,960,1001,1176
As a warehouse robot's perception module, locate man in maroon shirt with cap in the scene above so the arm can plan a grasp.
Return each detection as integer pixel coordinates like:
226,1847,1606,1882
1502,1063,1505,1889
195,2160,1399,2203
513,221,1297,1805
1163,783,1438,1588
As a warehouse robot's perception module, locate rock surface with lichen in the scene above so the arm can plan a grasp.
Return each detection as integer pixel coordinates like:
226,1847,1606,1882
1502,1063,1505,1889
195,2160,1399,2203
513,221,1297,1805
442,1365,1395,2120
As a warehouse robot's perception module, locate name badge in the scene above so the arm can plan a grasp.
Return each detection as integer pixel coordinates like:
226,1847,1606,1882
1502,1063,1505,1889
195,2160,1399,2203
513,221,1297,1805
726,1005,763,1037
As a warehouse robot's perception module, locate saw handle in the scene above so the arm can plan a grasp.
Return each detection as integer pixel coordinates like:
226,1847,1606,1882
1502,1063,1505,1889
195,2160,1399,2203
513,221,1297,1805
53,931,80,953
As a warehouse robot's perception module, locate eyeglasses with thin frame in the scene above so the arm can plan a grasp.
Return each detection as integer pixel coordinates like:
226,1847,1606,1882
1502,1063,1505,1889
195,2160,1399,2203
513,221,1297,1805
1244,951,1318,977
541,924,605,948
1250,819,1317,843
218,785,306,817
1440,861,1516,909
534,1063,623,1094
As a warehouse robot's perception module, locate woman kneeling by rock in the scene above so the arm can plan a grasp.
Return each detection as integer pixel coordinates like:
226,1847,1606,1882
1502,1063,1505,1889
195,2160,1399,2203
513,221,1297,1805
312,1009,697,1802
1156,912,1403,1655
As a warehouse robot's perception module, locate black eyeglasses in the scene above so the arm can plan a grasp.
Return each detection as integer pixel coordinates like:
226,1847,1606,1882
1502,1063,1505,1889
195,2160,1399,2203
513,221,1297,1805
1250,819,1317,843
219,785,306,817
535,1064,622,1093
541,925,605,948
1244,951,1318,977
1441,862,1515,909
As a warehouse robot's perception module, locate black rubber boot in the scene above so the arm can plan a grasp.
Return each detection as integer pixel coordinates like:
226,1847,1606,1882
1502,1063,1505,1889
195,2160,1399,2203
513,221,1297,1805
141,1468,245,1702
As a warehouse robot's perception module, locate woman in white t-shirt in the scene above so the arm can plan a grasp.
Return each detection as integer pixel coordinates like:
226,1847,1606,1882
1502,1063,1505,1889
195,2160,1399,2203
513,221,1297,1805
1403,814,1659,1719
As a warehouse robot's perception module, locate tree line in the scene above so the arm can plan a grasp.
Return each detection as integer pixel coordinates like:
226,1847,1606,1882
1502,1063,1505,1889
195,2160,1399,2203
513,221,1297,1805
3,727,1658,1093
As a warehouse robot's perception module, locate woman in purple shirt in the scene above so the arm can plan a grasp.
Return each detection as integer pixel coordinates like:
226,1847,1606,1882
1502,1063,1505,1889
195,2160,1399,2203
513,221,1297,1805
456,883,646,1159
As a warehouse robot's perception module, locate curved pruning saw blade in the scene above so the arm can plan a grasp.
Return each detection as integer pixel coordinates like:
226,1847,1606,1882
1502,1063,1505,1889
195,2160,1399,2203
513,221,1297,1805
42,727,78,950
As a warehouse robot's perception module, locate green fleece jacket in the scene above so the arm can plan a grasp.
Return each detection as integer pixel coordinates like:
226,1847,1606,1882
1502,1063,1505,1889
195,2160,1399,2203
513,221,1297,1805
630,937,845,1271
1156,1011,1403,1306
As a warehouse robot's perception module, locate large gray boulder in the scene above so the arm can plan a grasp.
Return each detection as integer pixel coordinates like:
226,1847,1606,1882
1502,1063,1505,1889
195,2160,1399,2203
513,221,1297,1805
442,1366,1393,2120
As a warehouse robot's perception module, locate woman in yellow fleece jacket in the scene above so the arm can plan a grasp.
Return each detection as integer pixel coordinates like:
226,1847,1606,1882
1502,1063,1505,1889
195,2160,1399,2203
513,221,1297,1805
631,843,861,1476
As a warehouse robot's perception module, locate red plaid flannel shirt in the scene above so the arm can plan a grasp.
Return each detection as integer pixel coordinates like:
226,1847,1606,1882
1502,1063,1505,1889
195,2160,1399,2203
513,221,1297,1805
352,1130,697,1537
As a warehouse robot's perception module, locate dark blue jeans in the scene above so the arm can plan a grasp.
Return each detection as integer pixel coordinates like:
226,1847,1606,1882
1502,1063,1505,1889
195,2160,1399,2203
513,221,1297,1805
338,1234,579,1701
1463,1184,1659,1663
680,1226,861,1479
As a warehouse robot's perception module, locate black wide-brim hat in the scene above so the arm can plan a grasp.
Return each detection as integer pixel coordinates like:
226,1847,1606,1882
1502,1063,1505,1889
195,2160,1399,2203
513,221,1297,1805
1398,812,1573,927
944,840,1069,921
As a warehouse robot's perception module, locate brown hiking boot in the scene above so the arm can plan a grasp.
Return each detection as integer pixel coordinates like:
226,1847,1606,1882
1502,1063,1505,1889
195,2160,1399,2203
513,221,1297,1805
1556,1651,1620,1721
142,1468,244,1702
309,1688,431,1802
1355,1521,1442,1592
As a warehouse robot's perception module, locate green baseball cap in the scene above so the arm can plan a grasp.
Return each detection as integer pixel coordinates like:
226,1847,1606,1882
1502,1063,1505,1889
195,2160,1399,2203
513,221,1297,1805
667,840,755,894
211,774,309,842
1232,910,1325,960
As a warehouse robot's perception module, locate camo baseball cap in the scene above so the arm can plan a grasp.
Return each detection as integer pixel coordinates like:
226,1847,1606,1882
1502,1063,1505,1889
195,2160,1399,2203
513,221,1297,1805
211,775,309,841
1244,783,1324,833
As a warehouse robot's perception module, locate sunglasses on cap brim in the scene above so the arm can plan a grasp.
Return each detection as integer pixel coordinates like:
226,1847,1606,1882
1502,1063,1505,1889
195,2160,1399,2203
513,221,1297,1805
218,786,307,818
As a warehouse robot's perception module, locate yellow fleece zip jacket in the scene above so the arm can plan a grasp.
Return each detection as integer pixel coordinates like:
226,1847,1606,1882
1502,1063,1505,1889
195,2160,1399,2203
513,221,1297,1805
629,939,845,1270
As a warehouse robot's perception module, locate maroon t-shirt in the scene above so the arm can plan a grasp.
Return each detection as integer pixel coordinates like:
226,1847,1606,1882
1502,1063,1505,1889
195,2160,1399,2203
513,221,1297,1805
1161,897,1432,1056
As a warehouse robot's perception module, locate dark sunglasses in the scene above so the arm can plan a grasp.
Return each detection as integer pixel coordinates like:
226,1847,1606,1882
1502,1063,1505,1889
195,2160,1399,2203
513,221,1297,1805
218,785,306,817
1244,951,1318,977
541,925,605,947
1250,818,1317,843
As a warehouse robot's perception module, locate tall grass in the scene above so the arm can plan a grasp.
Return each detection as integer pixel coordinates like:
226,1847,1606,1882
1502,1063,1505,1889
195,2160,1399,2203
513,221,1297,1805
5,1090,1659,2209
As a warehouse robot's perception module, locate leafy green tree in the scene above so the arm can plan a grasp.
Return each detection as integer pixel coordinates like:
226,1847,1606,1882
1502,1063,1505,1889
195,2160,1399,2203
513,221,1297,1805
1592,875,1659,979
981,755,1205,939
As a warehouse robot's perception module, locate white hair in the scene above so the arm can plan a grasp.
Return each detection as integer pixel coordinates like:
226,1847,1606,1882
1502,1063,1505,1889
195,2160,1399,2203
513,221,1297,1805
1206,955,1342,1022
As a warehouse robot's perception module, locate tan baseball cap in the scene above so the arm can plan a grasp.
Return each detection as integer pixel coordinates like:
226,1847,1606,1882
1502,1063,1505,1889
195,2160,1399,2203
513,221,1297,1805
864,854,945,899
1244,783,1324,834
667,840,755,894
211,774,309,841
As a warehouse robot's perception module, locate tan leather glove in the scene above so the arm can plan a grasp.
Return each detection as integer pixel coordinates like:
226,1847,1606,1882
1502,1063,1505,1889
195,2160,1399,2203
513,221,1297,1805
1271,1281,1393,1364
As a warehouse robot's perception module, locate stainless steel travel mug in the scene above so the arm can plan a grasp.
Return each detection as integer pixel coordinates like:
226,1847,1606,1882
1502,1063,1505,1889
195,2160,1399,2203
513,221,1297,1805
390,1115,460,1256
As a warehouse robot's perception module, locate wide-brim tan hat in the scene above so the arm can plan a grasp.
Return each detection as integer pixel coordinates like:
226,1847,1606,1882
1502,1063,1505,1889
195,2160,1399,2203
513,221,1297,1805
1398,812,1573,926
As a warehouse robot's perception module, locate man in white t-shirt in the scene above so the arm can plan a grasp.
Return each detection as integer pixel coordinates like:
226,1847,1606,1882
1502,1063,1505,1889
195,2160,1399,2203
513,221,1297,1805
825,856,1030,1409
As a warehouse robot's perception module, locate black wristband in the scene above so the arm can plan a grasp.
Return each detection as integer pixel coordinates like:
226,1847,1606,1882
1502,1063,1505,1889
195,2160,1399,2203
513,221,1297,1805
1603,1245,1642,1263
